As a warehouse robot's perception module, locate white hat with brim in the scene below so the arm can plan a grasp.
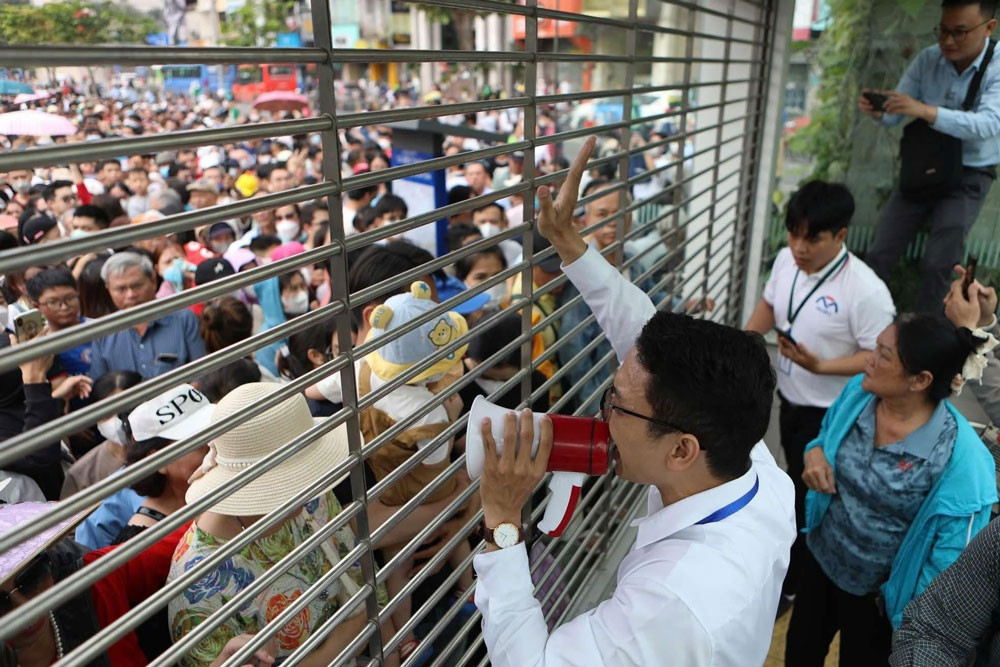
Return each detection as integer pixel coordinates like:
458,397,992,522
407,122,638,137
185,383,351,516
128,384,215,442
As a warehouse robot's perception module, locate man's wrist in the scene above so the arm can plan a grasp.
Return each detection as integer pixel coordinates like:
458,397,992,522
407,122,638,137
483,511,522,530
922,103,938,124
548,230,587,266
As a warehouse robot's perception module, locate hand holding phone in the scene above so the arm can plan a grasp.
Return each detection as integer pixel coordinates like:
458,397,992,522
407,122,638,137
963,254,979,299
776,328,797,346
14,309,45,343
863,91,889,113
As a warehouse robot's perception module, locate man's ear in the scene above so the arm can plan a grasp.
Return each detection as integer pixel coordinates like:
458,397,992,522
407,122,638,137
663,433,702,472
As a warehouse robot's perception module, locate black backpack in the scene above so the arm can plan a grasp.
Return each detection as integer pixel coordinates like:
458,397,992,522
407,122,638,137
898,39,996,202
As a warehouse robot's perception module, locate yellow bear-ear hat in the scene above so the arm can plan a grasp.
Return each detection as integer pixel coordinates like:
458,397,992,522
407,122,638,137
410,281,432,299
369,304,394,330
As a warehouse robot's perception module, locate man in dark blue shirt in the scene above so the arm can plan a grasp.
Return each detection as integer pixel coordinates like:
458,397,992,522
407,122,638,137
88,251,205,380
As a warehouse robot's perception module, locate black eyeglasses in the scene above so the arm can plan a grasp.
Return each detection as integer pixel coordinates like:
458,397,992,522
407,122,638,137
933,18,993,43
0,552,52,615
600,387,678,431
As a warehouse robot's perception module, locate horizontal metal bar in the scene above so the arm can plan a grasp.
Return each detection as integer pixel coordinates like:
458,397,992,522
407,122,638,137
0,182,337,275
0,117,332,172
338,96,529,129
0,45,327,66
334,48,531,64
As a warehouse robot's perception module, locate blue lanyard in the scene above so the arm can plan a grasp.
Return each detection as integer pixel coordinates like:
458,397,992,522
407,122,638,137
695,475,759,525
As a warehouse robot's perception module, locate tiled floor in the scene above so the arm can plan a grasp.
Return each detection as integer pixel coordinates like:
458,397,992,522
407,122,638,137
764,609,839,666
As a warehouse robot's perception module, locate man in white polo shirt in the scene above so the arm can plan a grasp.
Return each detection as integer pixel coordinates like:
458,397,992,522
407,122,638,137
745,180,895,614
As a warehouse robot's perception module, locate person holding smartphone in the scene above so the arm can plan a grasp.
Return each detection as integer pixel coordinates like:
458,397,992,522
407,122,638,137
745,180,896,616
859,0,1000,312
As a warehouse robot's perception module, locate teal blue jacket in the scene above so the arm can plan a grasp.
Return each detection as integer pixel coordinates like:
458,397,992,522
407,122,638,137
803,375,997,627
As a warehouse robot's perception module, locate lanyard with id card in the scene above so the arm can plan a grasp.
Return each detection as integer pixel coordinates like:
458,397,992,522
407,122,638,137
778,252,849,375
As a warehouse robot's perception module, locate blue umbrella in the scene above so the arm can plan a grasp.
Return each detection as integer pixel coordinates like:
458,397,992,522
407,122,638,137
0,79,34,96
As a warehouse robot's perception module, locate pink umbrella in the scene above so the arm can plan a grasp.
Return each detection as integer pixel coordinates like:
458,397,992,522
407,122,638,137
0,109,77,136
251,91,311,114
13,91,52,105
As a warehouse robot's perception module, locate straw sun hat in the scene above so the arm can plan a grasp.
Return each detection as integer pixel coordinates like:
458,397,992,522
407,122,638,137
185,383,351,516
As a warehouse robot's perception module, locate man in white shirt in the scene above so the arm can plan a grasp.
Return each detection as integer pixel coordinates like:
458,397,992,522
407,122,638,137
744,180,895,613
473,136,797,667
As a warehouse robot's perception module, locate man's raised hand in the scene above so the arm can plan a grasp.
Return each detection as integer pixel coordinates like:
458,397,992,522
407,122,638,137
536,136,596,265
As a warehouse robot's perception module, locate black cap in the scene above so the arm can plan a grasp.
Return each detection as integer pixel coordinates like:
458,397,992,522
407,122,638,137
21,215,58,245
532,229,563,273
194,257,234,286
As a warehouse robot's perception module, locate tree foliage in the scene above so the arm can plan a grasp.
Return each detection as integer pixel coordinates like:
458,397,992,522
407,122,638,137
220,0,296,47
0,1,160,46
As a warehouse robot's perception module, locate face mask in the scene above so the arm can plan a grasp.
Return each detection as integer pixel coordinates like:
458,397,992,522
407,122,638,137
309,134,322,146
210,241,230,255
282,290,309,315
300,267,313,285
69,228,92,240
163,257,187,292
485,282,507,309
478,223,502,238
11,179,29,194
276,220,300,243
238,157,255,171
97,417,127,445
0,305,7,329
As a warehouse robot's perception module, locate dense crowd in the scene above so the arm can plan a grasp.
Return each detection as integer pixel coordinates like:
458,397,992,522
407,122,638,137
0,75,694,667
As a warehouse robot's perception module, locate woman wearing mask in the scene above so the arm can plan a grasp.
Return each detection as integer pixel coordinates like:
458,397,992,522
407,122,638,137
252,243,312,378
455,246,509,311
274,203,307,245
61,371,142,499
785,313,999,665
156,240,196,298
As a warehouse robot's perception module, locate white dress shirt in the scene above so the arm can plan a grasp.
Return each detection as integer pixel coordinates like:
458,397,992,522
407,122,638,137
762,246,894,408
473,245,797,667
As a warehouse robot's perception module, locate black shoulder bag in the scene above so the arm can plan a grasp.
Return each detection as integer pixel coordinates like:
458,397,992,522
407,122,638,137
898,38,996,202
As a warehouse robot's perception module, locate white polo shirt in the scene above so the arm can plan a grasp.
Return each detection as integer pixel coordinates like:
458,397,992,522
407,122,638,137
763,246,895,408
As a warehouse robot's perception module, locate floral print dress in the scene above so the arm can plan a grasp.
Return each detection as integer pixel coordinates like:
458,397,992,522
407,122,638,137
167,492,385,666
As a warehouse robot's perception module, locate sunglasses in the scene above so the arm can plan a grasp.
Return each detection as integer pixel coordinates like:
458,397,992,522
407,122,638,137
0,552,52,616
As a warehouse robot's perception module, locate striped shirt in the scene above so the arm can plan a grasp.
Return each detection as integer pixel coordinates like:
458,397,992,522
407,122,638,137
88,309,206,380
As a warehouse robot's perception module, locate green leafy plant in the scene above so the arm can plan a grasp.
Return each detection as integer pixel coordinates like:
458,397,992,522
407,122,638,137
0,1,159,46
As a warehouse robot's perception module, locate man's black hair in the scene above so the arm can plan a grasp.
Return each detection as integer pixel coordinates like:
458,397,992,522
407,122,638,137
26,266,77,302
784,180,855,239
73,204,111,228
353,205,378,233
249,234,281,253
942,0,998,18
346,241,446,320
42,180,74,202
96,159,120,173
447,223,482,253
472,201,504,217
448,185,472,207
374,194,408,219
634,312,776,481
346,182,378,202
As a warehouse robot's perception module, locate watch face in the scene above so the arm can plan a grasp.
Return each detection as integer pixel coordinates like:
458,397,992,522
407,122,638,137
494,522,521,548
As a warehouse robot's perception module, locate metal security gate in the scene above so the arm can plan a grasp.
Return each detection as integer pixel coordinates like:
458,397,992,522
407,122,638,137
0,0,780,665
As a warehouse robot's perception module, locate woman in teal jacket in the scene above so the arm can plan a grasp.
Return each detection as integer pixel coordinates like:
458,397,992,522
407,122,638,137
785,313,997,667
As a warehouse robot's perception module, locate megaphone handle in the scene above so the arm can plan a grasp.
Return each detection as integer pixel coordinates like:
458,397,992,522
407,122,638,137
536,472,586,537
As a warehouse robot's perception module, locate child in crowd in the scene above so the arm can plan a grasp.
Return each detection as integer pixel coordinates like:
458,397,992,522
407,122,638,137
360,281,475,654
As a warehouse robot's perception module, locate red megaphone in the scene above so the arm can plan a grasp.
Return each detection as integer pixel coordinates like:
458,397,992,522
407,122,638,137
466,396,612,537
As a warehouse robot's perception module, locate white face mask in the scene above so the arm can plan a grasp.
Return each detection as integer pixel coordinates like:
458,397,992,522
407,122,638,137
97,417,127,445
485,282,507,309
282,290,309,315
276,220,300,243
210,241,230,255
69,228,92,240
478,222,502,238
0,305,8,329
300,267,313,285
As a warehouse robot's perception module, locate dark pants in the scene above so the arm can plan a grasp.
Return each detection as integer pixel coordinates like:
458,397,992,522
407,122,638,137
778,394,827,598
785,547,893,667
866,168,993,313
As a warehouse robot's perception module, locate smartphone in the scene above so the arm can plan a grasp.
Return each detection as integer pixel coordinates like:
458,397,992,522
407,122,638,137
863,91,889,113
963,254,979,299
157,353,179,364
13,309,45,342
776,328,797,346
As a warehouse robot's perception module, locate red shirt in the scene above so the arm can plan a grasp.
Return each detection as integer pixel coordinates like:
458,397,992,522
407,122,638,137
82,522,191,666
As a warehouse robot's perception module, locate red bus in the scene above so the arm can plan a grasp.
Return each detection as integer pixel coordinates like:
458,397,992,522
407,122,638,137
231,64,299,102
